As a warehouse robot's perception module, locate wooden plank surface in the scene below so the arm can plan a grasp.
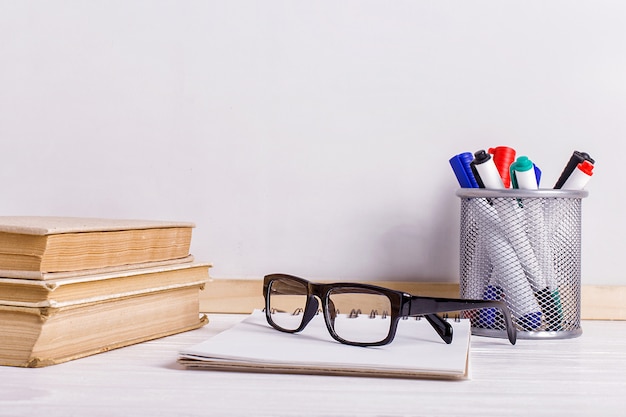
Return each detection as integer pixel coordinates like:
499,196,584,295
200,279,626,320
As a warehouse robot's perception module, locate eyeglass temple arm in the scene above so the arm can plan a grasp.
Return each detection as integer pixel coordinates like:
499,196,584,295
403,295,517,345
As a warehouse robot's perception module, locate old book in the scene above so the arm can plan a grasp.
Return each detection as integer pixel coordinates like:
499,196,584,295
0,216,195,279
0,263,210,368
179,310,471,380
0,255,195,282
0,261,209,307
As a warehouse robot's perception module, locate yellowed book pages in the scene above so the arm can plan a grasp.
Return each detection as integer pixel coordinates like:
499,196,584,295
0,282,208,368
0,254,196,280
0,216,195,278
0,261,211,307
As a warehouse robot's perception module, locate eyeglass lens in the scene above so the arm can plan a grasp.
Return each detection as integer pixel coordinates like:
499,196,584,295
328,288,392,344
267,278,309,331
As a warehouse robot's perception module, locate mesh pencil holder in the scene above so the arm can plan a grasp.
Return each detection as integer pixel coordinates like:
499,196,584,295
456,188,588,340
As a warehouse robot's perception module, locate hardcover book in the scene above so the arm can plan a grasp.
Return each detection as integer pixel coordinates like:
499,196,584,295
0,262,210,367
0,216,195,279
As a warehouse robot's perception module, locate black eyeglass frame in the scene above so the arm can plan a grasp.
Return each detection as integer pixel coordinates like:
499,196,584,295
263,273,517,346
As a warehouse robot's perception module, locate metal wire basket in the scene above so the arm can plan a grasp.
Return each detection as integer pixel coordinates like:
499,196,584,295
457,189,588,339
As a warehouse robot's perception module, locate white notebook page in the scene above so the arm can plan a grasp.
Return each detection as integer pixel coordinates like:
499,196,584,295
180,310,472,379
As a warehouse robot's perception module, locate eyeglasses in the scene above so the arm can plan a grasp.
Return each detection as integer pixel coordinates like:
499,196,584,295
264,274,517,346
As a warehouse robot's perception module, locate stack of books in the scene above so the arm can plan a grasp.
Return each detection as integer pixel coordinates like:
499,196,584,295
0,216,210,368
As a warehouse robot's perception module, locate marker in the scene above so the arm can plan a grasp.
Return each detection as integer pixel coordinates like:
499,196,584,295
449,152,479,188
504,156,547,307
561,160,594,190
554,151,595,189
469,151,506,327
452,152,494,320
553,158,593,330
511,156,562,330
488,146,516,188
471,151,542,330
453,150,501,325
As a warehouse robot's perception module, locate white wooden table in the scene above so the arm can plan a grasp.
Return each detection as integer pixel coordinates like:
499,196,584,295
1,315,625,417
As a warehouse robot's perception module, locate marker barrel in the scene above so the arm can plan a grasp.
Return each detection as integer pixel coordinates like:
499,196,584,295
561,161,594,190
471,150,505,189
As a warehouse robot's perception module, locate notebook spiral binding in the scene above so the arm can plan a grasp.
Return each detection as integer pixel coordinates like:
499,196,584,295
265,307,460,321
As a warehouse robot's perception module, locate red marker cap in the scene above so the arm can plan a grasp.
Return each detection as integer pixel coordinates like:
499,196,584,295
488,146,516,188
578,160,594,176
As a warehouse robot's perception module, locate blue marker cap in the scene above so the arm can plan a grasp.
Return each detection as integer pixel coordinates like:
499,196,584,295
449,152,479,188
534,164,542,186
517,312,542,331
478,285,504,328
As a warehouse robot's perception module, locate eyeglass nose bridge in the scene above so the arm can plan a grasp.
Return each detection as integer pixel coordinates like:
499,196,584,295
299,295,319,329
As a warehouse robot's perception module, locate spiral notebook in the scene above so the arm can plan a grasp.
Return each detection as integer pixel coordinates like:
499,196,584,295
179,310,471,380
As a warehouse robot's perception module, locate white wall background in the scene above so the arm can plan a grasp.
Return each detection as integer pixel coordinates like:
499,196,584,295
0,1,623,284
